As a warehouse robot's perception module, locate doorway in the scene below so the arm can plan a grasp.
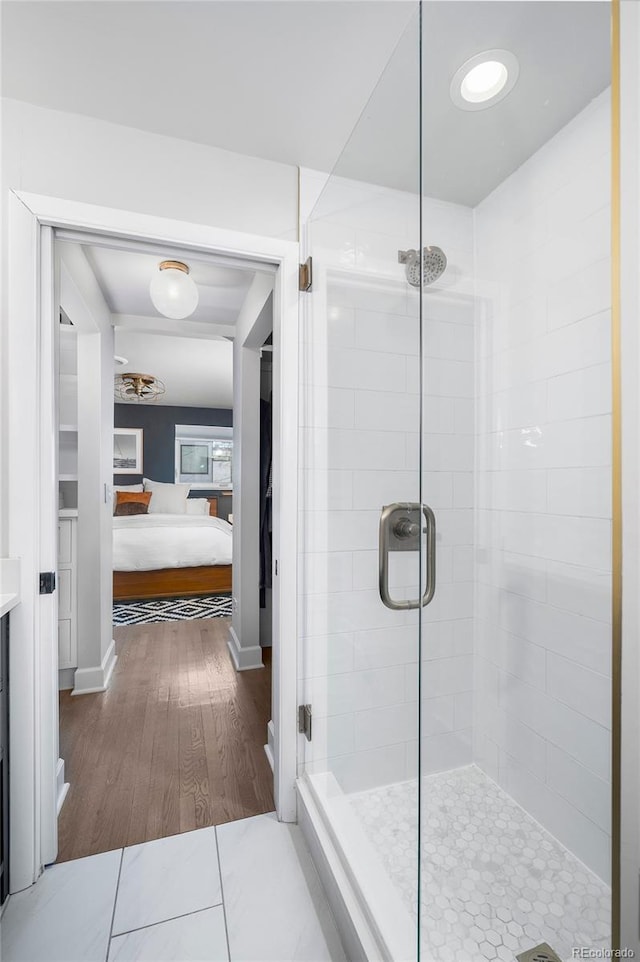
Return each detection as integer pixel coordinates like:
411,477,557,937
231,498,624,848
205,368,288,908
6,193,298,891
53,233,279,862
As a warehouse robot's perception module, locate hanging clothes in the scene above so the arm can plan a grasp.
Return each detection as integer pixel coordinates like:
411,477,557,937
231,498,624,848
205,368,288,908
259,395,272,607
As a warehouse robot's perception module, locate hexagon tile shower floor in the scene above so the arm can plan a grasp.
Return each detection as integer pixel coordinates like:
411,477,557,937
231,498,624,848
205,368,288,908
349,766,609,962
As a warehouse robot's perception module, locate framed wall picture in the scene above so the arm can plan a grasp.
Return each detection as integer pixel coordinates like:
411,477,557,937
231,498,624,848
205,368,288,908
113,428,143,475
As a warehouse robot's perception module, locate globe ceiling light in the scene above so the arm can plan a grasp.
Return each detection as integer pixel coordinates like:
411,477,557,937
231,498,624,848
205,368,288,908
149,260,199,320
450,49,519,111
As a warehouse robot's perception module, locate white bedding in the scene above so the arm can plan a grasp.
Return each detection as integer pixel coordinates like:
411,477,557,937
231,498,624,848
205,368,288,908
113,513,233,572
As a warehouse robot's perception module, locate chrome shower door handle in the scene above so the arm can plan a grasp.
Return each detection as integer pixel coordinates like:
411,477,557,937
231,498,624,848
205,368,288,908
378,502,437,611
422,503,436,606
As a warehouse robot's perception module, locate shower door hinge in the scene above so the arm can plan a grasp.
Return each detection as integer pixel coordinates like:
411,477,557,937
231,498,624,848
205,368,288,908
299,257,313,293
298,704,312,741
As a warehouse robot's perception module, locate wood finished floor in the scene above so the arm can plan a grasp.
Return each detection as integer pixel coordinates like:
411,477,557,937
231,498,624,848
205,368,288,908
57,617,274,863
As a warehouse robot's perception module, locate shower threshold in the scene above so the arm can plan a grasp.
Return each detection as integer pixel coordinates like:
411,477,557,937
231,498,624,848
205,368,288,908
308,765,610,962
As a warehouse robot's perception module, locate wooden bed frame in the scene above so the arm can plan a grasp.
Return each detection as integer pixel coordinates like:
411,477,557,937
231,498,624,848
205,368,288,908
113,497,233,601
113,564,232,601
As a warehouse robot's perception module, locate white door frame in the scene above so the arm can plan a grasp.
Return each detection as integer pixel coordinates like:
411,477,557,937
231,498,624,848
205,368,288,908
7,189,299,892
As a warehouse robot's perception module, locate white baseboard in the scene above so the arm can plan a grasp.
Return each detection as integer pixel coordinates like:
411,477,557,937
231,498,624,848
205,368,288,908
71,639,117,695
56,758,69,815
58,668,75,691
227,626,264,671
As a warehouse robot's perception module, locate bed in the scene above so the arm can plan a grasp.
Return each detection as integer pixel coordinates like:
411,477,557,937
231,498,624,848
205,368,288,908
112,512,233,601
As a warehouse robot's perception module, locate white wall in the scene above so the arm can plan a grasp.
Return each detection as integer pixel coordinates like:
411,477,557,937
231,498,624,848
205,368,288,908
620,1,640,947
299,170,475,793
1,99,298,238
473,91,612,882
58,243,116,693
0,98,298,555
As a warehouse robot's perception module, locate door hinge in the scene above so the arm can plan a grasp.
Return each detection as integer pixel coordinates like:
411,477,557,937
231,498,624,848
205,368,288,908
299,257,312,293
298,704,312,741
39,571,56,595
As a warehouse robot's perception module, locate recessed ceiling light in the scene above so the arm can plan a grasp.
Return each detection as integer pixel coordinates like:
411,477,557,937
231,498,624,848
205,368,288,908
462,60,508,102
114,355,128,367
450,49,519,112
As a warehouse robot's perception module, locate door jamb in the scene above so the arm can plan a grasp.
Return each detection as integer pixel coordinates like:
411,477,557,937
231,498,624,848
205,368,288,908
7,189,299,891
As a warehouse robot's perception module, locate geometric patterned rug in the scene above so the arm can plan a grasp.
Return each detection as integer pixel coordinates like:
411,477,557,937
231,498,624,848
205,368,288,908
113,594,232,626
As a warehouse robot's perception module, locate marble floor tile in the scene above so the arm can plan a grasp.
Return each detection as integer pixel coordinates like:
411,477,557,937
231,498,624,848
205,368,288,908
2,849,121,962
217,813,346,962
349,765,611,962
112,827,222,936
108,906,229,962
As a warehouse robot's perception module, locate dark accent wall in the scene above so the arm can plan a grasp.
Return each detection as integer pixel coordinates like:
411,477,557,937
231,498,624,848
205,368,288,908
114,403,233,521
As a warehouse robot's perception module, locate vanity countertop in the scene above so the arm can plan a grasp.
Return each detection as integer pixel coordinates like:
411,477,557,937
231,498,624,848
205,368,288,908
0,594,19,618
0,558,20,617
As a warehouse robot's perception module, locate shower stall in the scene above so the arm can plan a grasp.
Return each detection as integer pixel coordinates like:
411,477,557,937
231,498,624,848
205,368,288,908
296,2,616,960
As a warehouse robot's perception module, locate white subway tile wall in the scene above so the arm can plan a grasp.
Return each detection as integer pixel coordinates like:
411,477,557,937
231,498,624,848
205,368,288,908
300,176,475,790
473,91,612,882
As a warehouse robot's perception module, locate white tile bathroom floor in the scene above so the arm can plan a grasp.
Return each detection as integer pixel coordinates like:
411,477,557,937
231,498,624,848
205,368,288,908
349,765,610,962
1,813,347,962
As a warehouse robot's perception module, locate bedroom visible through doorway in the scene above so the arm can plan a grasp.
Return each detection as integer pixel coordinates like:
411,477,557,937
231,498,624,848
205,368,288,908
54,232,277,862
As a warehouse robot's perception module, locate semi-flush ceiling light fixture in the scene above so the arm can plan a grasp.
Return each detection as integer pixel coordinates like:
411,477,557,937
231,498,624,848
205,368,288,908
450,49,519,111
114,372,166,403
149,260,199,319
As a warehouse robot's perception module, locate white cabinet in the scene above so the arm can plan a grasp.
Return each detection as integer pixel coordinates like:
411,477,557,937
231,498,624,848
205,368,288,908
58,322,78,680
57,513,77,670
58,325,78,508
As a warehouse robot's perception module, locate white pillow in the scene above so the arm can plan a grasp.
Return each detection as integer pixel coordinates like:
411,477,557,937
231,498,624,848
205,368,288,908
143,478,191,514
113,483,143,512
186,498,210,516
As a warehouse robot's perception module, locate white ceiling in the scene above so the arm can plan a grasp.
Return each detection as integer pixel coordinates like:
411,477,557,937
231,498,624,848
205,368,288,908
114,331,233,408
335,1,611,204
0,0,415,174
78,243,248,407
84,245,255,331
1,1,611,205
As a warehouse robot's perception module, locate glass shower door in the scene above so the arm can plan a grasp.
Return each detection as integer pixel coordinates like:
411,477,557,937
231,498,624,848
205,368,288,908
297,7,424,959
418,2,613,960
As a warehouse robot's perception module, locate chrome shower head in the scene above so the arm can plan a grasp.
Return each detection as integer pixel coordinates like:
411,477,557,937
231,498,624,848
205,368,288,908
398,246,447,287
